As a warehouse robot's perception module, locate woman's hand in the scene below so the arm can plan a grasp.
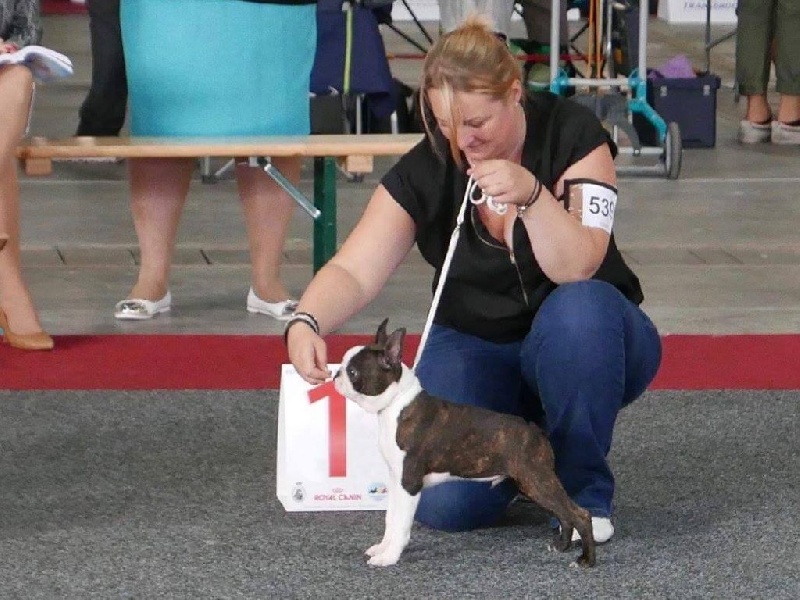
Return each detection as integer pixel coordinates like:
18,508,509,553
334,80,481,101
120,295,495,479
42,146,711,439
467,159,538,208
287,324,331,385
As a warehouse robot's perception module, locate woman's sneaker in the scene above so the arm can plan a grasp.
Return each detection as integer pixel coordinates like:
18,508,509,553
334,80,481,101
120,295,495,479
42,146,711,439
771,120,800,145
554,516,615,544
738,119,772,144
571,517,615,544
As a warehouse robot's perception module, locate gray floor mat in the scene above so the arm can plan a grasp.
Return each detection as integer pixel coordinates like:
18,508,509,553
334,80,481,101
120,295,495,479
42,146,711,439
1,390,798,598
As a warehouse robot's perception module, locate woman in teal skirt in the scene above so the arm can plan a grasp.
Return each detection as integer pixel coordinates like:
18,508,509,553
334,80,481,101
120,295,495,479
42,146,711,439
115,0,317,321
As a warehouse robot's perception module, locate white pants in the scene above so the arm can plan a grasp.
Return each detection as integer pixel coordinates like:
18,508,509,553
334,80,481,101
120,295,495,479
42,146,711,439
438,0,515,37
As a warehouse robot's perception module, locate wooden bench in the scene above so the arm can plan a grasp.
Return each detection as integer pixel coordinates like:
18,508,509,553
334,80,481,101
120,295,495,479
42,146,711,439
17,134,422,271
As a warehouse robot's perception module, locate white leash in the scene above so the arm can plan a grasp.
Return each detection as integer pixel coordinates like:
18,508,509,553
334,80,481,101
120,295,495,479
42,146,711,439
412,176,505,368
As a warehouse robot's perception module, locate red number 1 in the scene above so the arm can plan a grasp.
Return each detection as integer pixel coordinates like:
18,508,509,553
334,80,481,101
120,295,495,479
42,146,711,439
307,380,347,477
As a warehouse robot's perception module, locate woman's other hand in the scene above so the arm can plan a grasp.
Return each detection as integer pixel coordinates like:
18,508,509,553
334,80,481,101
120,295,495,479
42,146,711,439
467,159,538,208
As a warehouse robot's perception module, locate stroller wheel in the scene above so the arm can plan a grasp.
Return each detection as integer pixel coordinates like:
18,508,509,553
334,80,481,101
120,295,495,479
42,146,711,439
664,121,682,180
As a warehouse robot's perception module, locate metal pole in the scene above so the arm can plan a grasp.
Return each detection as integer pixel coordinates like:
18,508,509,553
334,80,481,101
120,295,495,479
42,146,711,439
639,0,648,77
251,158,321,219
550,0,561,84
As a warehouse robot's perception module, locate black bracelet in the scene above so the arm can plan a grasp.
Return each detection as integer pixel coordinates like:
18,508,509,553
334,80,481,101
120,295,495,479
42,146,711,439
517,178,543,218
284,311,320,345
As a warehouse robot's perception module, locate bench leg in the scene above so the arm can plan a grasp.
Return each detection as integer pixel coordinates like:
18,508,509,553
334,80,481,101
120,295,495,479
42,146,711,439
313,157,337,273
22,158,53,176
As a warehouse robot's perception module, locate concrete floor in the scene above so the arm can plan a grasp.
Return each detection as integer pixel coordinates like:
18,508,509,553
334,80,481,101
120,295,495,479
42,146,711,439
16,12,800,338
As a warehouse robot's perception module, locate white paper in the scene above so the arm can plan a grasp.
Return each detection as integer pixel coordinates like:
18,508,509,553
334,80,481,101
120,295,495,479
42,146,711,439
0,45,73,83
277,364,390,512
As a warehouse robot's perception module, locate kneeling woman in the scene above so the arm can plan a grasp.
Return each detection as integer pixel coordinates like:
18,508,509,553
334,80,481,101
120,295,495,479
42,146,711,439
286,17,662,542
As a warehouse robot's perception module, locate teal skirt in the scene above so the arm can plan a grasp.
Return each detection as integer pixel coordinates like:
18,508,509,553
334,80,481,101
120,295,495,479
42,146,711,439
120,0,316,136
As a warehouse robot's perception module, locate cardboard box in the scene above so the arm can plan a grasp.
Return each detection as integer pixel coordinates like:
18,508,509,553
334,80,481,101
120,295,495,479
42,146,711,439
634,73,721,148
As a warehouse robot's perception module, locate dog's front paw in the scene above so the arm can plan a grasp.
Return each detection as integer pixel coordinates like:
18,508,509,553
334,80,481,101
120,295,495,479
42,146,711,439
367,549,401,567
365,540,389,557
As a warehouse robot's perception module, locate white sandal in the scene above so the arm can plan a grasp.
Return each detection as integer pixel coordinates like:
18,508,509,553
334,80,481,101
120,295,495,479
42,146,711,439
114,291,172,320
246,288,297,321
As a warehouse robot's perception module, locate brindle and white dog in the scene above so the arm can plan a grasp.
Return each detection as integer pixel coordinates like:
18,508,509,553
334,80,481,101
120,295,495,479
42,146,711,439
334,319,596,568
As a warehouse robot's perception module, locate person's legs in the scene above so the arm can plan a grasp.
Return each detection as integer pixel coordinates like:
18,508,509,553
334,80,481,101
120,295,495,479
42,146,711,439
77,0,127,136
234,156,298,304
0,65,46,336
440,0,514,36
773,0,800,138
520,0,568,47
477,0,515,38
520,280,661,518
735,0,775,125
413,325,531,531
438,0,476,32
123,158,194,301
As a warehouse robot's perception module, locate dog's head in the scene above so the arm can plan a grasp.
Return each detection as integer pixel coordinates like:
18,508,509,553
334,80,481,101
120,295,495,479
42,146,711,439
334,319,406,414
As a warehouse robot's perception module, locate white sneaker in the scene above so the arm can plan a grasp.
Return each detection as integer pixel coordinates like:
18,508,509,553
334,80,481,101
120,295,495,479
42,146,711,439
569,517,615,544
771,120,800,145
738,119,772,144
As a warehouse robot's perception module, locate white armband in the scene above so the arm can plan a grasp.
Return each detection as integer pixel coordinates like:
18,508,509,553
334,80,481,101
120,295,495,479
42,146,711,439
563,179,618,234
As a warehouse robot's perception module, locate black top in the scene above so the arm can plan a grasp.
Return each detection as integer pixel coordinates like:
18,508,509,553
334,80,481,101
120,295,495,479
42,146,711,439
381,91,643,343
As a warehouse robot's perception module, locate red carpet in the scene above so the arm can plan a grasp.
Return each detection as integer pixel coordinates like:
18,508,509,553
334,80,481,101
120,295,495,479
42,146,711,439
41,0,87,15
2,334,800,390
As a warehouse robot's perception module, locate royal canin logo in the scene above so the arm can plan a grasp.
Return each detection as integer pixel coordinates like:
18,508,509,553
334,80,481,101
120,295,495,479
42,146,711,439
314,488,362,502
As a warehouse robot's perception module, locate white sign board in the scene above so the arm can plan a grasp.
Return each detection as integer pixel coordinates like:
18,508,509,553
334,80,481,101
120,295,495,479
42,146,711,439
391,0,440,22
276,364,390,511
390,0,525,23
657,0,738,24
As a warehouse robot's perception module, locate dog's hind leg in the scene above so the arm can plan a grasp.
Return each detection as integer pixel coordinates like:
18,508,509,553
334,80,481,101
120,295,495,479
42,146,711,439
515,471,596,568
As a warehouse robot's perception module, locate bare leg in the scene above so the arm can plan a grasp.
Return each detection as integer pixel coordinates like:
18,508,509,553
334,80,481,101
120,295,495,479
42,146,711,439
745,93,772,123
125,158,194,300
234,156,298,303
0,65,45,336
777,95,800,124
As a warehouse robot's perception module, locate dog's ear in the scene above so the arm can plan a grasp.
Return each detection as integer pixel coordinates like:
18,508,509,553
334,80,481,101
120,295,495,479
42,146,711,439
376,318,390,345
384,327,406,367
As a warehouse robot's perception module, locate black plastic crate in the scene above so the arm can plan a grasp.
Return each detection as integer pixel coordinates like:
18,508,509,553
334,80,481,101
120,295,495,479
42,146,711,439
633,73,721,148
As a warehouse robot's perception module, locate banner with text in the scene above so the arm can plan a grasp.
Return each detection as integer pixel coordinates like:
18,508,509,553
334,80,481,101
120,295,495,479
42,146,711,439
277,364,390,512
658,0,737,24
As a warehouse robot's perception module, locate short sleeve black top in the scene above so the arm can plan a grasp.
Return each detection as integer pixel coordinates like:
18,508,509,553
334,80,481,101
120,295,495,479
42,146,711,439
380,91,643,344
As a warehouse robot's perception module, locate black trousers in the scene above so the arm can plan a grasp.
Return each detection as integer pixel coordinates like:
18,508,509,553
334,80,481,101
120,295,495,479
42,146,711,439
77,0,128,136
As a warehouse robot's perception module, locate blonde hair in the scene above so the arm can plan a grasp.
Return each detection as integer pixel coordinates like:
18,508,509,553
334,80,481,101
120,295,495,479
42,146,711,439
419,15,523,166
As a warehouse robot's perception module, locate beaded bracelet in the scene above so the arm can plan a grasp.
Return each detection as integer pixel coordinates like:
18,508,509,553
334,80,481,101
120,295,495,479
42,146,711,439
517,177,543,218
284,311,320,345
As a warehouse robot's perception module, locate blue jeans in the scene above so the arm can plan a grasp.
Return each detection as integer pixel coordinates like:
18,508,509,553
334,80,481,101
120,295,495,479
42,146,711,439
414,280,662,531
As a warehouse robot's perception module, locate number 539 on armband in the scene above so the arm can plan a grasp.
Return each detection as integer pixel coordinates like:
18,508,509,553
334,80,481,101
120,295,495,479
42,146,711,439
276,364,390,512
